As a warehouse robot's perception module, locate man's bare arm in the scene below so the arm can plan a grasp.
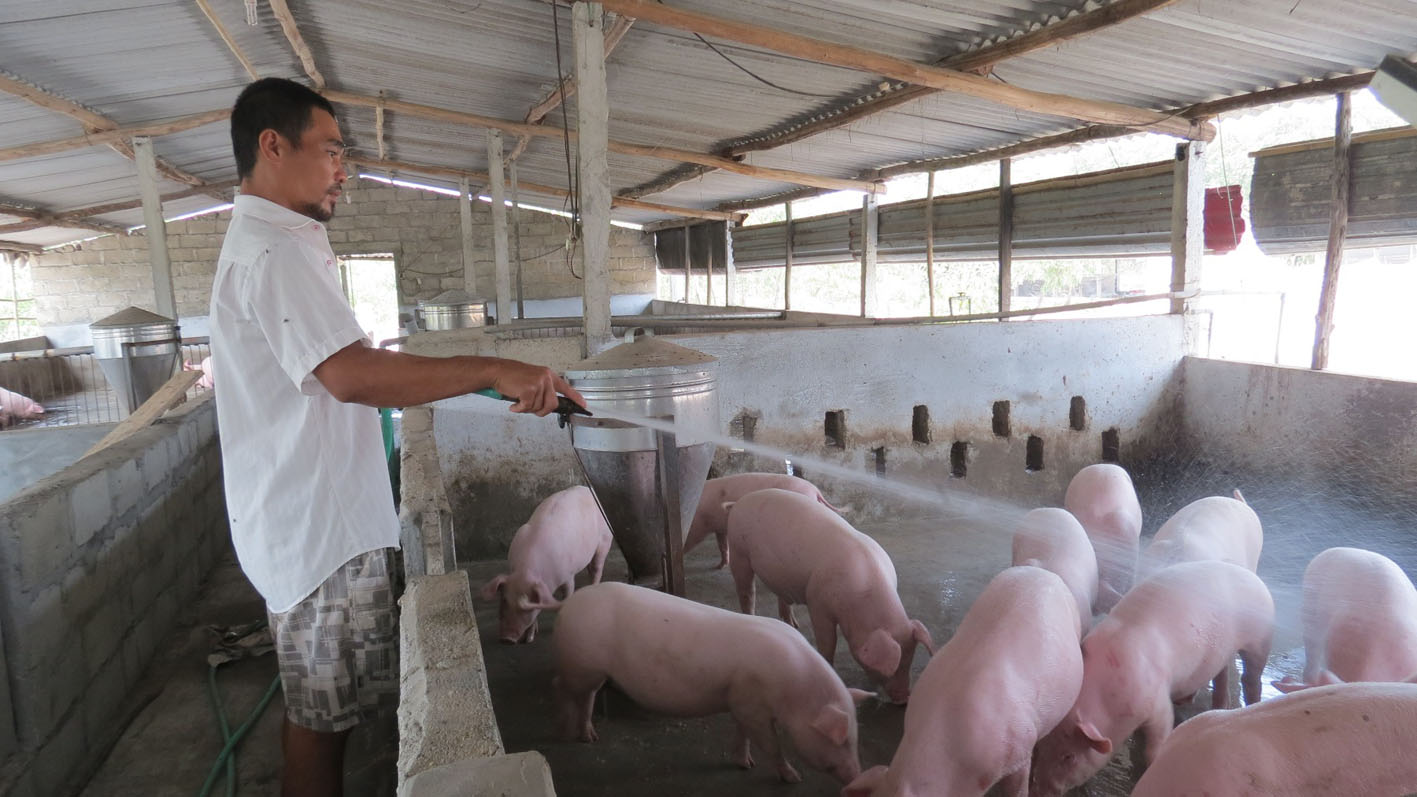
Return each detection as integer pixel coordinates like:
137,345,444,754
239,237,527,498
312,342,585,415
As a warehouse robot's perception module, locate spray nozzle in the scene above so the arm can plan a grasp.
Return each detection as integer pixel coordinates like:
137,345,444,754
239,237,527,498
475,388,592,427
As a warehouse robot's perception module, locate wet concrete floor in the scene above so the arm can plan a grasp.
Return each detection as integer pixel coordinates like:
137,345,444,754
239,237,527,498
466,461,1417,797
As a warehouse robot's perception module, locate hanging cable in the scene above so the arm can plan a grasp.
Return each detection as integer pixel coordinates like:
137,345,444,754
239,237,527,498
691,33,839,98
551,4,579,226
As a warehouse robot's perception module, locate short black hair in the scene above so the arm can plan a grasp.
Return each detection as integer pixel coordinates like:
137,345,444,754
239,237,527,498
230,77,336,179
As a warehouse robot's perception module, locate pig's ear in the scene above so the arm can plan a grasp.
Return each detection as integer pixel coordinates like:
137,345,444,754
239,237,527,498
479,574,508,602
842,765,888,797
855,629,902,677
1077,722,1112,755
846,688,873,706
721,501,736,515
810,704,851,746
518,581,562,611
908,620,935,656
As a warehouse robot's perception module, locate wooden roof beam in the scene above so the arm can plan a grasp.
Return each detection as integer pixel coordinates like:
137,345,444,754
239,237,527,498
0,240,42,254
195,0,262,81
268,0,327,89
349,156,744,222
0,72,228,200
507,13,636,163
0,109,232,163
327,90,882,194
591,0,1209,140
0,182,237,236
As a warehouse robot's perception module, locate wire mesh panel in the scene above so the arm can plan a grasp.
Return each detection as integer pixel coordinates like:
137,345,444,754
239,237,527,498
0,348,121,429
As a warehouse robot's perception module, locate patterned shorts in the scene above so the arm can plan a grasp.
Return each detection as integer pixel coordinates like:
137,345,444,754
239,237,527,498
267,548,399,733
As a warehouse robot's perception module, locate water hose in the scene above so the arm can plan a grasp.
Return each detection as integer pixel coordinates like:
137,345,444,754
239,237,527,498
197,667,282,797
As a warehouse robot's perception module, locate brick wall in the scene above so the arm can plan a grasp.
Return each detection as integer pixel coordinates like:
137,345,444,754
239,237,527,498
28,177,660,330
0,396,228,796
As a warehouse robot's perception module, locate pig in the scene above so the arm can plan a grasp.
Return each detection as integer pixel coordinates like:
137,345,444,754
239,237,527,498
1011,508,1098,635
0,386,44,420
685,472,844,569
725,488,934,704
553,581,868,784
1273,546,1417,693
1030,560,1275,796
478,485,611,644
843,566,1083,797
1132,682,1417,796
183,355,215,389
1138,492,1262,581
1063,463,1142,613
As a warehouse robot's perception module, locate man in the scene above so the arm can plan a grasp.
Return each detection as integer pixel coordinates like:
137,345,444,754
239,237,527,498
209,77,585,797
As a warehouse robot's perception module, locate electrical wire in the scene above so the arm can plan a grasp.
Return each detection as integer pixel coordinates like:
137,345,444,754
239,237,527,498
691,33,840,98
551,4,579,226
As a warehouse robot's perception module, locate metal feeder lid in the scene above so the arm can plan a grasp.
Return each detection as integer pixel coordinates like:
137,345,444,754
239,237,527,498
564,330,717,380
89,306,175,329
418,289,487,308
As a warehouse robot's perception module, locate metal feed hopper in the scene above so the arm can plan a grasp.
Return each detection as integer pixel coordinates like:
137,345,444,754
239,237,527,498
90,307,181,417
565,330,719,595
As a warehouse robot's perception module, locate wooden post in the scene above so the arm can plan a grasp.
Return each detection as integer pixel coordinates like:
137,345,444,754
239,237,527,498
784,203,793,311
510,161,525,319
705,224,714,305
487,129,513,321
998,157,1013,318
861,193,879,317
574,1,612,354
1312,92,1353,370
133,136,176,320
682,223,692,302
723,222,736,307
925,171,936,316
458,176,477,296
1169,141,1205,314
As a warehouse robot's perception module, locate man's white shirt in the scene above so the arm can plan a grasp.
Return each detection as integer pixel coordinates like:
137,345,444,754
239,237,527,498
209,194,399,613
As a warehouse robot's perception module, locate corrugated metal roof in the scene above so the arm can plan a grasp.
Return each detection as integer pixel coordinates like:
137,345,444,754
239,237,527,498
1,0,1414,246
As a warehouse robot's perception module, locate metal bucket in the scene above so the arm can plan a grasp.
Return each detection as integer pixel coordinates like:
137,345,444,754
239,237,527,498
90,307,180,416
565,329,718,593
416,290,488,331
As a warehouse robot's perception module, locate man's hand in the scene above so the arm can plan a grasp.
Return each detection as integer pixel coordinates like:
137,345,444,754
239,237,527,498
490,360,588,417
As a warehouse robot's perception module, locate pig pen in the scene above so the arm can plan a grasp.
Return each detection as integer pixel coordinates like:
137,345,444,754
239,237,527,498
397,314,1417,796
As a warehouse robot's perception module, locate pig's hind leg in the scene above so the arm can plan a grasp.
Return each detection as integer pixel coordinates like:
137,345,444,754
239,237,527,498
729,703,801,783
730,551,758,615
777,597,799,629
1239,641,1271,706
554,668,606,743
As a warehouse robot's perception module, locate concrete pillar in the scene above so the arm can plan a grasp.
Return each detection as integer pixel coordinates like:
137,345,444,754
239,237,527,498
998,157,1013,318
784,203,793,311
723,221,736,307
133,137,176,320
1312,92,1353,370
487,130,513,321
1170,141,1205,314
458,176,476,297
510,161,525,319
574,1,612,354
860,193,878,318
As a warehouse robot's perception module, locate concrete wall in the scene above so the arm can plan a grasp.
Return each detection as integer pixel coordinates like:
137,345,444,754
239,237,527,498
0,395,229,797
1179,357,1417,506
27,179,659,346
409,315,1188,559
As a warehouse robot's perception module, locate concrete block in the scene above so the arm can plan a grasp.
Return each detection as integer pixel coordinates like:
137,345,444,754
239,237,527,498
10,630,82,746
121,614,157,685
106,459,142,518
81,656,128,748
29,709,85,796
81,595,128,675
69,472,110,548
6,490,74,596
401,751,556,797
138,441,171,492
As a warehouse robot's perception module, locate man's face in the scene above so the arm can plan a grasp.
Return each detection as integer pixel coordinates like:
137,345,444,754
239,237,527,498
282,108,346,222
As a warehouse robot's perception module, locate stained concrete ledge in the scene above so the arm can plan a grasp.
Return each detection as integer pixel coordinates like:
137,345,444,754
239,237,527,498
398,570,505,793
403,750,556,797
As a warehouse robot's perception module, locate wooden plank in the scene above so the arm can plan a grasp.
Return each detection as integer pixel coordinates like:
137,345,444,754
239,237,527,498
458,176,477,296
595,0,1202,138
194,0,261,81
575,2,613,355
0,241,42,254
0,109,231,163
83,371,203,459
268,0,326,89
1312,92,1353,370
1170,141,1205,314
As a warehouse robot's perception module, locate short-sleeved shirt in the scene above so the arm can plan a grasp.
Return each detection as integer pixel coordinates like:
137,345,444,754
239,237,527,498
209,194,399,613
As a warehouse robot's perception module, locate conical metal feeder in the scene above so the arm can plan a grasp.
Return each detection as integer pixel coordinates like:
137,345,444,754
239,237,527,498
90,307,181,417
416,289,489,330
564,330,718,595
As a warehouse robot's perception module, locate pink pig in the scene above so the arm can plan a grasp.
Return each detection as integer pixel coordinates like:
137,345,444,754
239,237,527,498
1011,508,1098,635
1132,682,1417,796
1030,560,1275,796
685,472,844,568
843,566,1083,797
1273,546,1417,692
1063,464,1142,612
0,386,44,420
478,485,611,644
725,488,934,704
1138,492,1262,580
553,582,868,784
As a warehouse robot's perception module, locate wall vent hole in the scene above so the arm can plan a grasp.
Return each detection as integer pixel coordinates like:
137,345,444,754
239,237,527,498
1069,396,1087,431
1026,435,1045,472
871,447,886,476
992,400,1011,438
824,410,847,449
1102,428,1121,463
950,442,969,478
912,405,931,445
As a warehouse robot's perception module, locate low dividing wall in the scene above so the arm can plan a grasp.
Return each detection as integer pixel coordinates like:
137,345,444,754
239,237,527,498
0,395,229,797
406,314,1189,560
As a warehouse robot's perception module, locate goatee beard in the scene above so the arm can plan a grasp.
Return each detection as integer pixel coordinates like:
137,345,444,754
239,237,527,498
298,201,334,223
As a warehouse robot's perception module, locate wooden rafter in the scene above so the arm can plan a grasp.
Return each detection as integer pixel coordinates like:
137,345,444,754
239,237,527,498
0,182,237,236
593,0,1206,139
194,0,261,81
268,0,326,89
327,90,882,194
507,13,636,162
0,241,43,254
348,156,743,222
0,108,232,163
0,72,228,200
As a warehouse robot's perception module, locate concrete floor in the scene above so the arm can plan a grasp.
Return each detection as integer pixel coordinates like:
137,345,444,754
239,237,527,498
80,551,397,797
465,460,1417,797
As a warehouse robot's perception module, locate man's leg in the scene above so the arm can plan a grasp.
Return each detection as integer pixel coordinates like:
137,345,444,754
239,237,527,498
281,719,351,797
